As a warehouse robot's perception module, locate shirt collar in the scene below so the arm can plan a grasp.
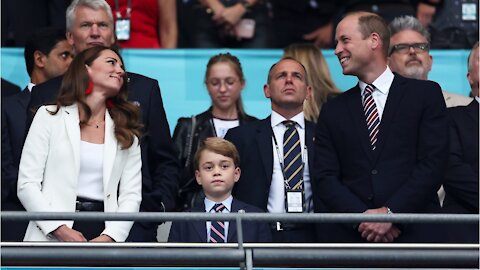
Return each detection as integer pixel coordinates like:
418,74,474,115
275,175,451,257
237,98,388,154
271,110,305,129
475,96,480,104
27,82,36,92
359,66,394,95
204,195,233,212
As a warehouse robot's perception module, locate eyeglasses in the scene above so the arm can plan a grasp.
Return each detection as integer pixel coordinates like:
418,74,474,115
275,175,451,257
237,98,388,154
389,43,430,55
206,77,239,89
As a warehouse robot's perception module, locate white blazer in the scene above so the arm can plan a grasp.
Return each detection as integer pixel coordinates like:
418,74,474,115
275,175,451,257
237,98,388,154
17,104,142,242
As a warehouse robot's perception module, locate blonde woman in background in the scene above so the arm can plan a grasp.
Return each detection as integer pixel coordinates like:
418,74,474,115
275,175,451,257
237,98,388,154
283,43,340,122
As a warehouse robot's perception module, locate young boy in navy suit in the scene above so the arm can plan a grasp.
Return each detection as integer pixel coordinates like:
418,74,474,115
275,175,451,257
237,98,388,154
168,138,271,243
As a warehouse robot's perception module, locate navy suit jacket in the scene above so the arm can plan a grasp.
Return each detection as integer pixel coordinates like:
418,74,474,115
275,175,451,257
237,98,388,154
1,89,30,241
2,89,30,206
224,117,322,213
27,73,179,214
443,100,479,243
314,74,448,243
168,198,272,243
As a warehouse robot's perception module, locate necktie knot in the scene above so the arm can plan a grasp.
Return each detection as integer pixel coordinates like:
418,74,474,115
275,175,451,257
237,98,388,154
283,120,296,129
364,84,375,95
212,203,225,213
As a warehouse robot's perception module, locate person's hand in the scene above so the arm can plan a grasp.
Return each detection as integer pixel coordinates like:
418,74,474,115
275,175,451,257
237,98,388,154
358,207,401,242
303,23,333,48
416,3,436,28
213,4,245,26
52,225,87,242
90,234,115,242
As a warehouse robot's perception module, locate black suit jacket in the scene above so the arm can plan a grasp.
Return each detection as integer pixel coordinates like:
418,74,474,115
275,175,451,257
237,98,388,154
2,89,30,206
1,89,30,241
1,78,21,98
443,101,479,243
168,198,271,243
314,74,448,243
27,73,179,213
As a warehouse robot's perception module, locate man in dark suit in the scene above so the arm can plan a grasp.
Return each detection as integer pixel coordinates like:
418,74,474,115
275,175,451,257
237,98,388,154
2,27,74,241
225,57,324,242
443,42,479,243
27,0,179,242
314,12,448,243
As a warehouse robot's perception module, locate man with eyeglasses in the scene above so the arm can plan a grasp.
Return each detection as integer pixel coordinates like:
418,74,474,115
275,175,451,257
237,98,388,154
388,15,472,107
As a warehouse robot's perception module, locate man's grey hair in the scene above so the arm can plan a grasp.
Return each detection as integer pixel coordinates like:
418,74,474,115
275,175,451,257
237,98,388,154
388,15,430,43
66,0,113,31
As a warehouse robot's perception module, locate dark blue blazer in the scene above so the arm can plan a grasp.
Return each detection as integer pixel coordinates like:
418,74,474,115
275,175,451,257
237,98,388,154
27,73,179,213
443,100,479,243
224,117,323,213
168,198,272,243
314,74,448,243
1,89,30,241
2,89,30,206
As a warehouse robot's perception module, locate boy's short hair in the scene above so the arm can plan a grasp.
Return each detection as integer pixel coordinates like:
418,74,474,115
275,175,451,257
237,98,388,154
194,138,240,170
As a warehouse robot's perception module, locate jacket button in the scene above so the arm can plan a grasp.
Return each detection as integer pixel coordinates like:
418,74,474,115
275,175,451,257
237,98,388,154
367,196,373,201
371,169,378,175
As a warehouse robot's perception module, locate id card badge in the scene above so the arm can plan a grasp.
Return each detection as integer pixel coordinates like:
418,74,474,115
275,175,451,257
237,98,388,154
116,18,131,40
286,190,304,213
462,2,477,21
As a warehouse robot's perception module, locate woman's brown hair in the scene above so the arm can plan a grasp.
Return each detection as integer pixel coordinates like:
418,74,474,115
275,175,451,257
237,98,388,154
51,46,142,149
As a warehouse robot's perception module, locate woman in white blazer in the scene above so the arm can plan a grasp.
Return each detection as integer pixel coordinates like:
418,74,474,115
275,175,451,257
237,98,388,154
17,46,143,242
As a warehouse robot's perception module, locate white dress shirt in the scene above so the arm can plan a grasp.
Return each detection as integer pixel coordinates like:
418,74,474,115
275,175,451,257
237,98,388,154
268,111,312,213
359,66,394,120
204,196,232,241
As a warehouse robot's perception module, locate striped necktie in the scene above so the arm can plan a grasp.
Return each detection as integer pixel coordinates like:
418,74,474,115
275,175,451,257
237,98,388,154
282,120,304,191
362,84,380,150
209,203,226,243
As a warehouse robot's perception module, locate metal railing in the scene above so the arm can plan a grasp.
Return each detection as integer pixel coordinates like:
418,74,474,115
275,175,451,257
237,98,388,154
1,211,479,269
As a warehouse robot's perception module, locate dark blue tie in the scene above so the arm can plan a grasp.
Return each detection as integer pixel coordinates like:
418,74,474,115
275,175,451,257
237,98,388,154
282,120,304,191
209,203,225,243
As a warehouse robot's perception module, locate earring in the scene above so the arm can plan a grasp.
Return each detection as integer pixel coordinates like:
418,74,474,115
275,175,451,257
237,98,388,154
85,80,93,95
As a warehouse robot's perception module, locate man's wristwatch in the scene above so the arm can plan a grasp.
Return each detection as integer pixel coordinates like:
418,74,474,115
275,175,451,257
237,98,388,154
386,207,393,214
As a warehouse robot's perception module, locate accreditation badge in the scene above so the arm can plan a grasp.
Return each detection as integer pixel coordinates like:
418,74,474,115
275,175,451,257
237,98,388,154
286,190,304,213
116,18,131,40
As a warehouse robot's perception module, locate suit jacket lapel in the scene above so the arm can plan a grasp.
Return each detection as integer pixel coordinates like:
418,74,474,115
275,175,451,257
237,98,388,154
372,75,406,164
227,199,241,243
18,88,31,109
103,110,117,189
346,85,375,162
64,105,81,176
256,117,274,185
466,100,479,125
192,205,207,242
305,121,315,170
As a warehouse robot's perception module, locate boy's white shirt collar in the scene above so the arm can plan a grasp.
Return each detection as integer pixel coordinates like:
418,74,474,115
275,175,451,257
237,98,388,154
204,195,233,212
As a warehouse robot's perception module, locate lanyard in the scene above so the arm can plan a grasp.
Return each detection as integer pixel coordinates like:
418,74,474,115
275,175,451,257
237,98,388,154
271,126,307,189
115,0,132,19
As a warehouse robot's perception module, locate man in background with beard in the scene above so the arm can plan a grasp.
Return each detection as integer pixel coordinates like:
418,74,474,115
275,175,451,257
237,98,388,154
388,15,472,107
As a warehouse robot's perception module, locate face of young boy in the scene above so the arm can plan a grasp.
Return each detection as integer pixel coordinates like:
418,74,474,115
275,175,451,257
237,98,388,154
195,150,240,202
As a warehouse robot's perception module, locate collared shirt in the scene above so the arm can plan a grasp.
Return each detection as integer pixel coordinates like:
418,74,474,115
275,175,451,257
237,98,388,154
268,111,312,213
204,196,232,241
359,66,394,120
27,82,35,92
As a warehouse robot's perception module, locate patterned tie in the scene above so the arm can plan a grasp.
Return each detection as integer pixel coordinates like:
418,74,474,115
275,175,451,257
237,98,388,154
282,120,304,191
209,203,226,243
362,84,380,150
